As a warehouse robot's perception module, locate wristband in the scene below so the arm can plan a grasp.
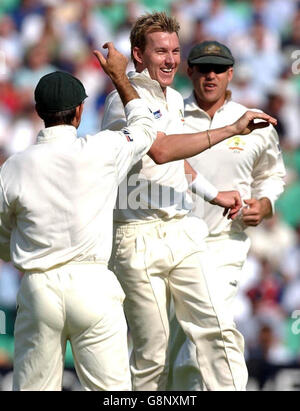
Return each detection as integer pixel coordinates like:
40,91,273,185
189,173,218,202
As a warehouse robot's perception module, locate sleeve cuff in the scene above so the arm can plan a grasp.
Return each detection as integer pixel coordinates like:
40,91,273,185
124,98,144,117
189,173,219,202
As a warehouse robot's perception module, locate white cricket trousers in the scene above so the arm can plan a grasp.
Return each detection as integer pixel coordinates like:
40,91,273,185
168,232,251,391
110,216,247,391
13,262,131,391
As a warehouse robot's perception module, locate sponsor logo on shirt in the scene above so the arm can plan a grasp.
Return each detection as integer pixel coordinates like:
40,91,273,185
153,109,162,119
123,129,133,142
226,136,246,152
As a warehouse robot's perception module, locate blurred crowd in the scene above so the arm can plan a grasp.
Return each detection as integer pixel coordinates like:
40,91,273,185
0,0,299,390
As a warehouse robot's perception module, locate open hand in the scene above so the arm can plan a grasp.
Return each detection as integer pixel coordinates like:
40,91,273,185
230,111,277,136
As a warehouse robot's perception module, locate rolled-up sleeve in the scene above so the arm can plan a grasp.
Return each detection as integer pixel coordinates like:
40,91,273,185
103,96,157,184
251,127,286,214
0,172,12,261
101,90,127,132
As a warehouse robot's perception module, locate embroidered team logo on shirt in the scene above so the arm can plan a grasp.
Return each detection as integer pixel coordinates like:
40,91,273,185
226,136,246,152
123,129,133,142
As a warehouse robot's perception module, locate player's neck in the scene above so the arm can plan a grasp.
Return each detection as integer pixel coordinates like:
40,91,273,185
195,92,226,119
136,66,168,96
161,85,167,96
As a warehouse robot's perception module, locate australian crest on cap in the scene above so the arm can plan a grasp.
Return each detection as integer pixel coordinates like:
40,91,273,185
204,44,221,54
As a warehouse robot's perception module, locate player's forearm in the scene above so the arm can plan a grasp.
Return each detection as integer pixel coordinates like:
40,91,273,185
112,75,140,107
149,110,277,164
149,125,234,164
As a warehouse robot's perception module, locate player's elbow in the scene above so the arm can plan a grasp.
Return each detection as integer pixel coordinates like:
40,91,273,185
148,146,171,164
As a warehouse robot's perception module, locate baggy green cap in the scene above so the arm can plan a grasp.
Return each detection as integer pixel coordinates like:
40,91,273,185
188,41,234,66
34,71,88,112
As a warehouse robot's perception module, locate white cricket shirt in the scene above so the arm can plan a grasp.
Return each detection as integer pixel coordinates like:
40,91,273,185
102,69,194,222
184,94,286,234
0,99,157,271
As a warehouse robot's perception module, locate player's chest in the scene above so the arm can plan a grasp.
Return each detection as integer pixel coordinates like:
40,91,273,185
186,113,263,166
139,93,184,133
202,135,263,172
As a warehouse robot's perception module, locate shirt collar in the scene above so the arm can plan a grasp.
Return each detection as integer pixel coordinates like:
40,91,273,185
128,69,167,101
184,90,232,116
36,125,77,144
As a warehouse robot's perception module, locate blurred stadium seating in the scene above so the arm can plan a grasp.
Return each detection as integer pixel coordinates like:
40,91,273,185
0,0,299,391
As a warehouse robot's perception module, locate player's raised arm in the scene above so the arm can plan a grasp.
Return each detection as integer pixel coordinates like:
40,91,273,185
148,111,277,164
93,42,139,107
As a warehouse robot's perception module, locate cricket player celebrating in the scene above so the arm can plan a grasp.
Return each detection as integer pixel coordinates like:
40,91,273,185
102,13,278,391
0,43,159,391
168,41,286,391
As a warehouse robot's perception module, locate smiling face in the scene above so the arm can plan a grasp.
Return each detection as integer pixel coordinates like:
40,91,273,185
187,64,233,116
133,31,180,92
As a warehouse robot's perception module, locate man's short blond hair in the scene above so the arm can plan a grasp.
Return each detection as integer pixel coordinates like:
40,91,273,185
130,12,180,67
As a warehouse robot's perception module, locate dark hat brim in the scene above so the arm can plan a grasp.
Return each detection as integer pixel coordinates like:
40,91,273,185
36,96,88,113
189,55,234,65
